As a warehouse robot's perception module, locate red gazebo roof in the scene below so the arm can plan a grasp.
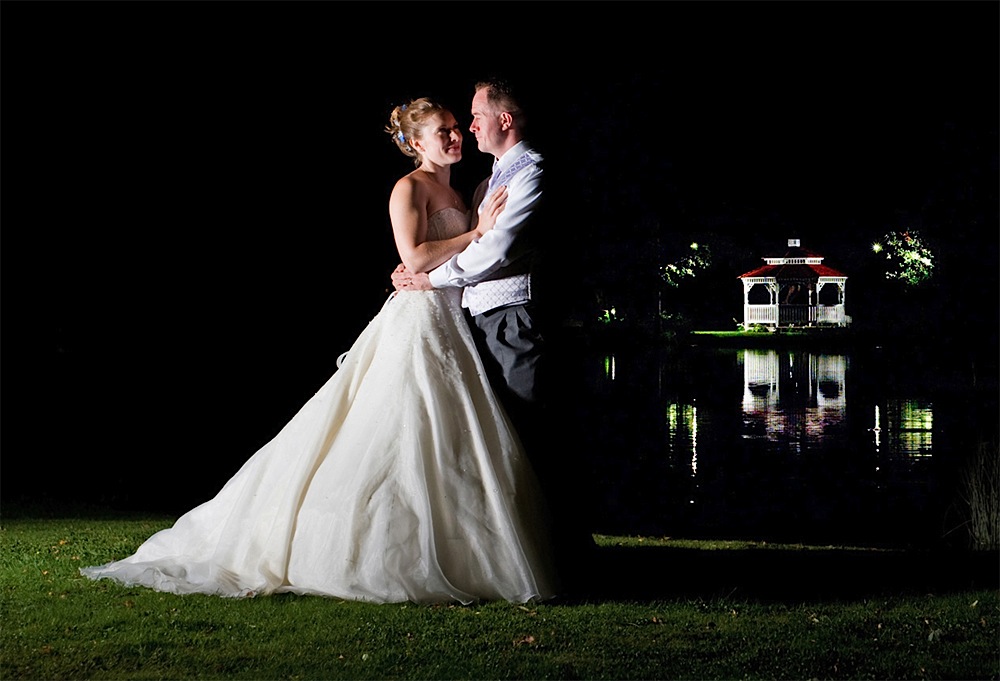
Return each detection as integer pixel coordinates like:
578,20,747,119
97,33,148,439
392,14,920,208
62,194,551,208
738,242,847,279
739,262,847,279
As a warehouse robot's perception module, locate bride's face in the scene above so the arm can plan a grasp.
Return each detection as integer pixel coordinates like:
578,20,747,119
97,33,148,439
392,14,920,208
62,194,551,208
417,112,463,166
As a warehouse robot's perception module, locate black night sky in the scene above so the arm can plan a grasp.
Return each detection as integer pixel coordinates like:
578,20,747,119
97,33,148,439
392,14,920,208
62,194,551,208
3,1,997,512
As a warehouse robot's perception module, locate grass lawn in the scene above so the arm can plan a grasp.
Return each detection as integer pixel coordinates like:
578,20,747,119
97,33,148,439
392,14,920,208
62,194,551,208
3,507,997,680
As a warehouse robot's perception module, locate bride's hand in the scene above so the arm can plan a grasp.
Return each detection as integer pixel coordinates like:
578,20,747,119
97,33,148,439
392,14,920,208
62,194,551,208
390,263,409,291
473,185,507,237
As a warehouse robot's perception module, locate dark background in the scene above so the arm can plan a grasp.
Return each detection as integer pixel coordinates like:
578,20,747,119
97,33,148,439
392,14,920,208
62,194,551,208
3,1,997,514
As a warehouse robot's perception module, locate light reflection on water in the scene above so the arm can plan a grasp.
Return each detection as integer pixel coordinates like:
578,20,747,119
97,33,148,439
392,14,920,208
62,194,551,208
740,350,851,453
876,399,934,457
580,344,956,547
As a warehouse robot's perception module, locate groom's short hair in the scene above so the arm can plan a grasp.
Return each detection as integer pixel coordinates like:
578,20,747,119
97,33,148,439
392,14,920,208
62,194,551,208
475,76,529,131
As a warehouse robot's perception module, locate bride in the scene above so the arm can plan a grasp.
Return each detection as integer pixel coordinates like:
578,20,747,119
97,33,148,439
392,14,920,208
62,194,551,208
79,97,559,605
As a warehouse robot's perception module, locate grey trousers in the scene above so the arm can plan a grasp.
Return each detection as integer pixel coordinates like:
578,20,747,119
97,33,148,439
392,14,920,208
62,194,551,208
469,302,544,413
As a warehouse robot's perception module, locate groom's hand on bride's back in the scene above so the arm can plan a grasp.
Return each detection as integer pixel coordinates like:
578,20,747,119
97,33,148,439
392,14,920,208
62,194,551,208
391,264,432,292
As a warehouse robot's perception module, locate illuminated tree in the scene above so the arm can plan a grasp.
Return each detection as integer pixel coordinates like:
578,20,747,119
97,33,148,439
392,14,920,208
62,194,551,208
659,242,713,288
871,230,935,288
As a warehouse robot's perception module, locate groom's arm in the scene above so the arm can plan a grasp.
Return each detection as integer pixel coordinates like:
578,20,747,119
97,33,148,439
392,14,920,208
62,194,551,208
427,164,543,290
391,175,507,292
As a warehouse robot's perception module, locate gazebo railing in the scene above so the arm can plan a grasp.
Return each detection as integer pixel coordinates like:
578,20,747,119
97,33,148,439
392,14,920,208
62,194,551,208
744,304,778,325
816,304,848,326
779,304,815,325
744,304,849,327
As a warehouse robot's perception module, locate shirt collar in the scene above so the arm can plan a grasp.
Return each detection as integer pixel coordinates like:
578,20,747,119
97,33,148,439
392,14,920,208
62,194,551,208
494,141,530,174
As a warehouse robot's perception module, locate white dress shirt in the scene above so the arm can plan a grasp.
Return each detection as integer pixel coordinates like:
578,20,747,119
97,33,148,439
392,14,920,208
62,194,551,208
428,141,543,315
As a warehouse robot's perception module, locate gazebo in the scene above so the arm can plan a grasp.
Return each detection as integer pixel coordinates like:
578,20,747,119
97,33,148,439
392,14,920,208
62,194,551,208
738,239,850,328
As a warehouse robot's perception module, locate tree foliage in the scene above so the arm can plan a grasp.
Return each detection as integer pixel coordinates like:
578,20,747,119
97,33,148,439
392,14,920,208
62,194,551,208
659,242,713,288
872,230,935,288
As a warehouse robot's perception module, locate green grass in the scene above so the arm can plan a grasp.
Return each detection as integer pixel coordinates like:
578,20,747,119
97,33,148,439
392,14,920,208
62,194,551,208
689,328,860,349
3,510,997,680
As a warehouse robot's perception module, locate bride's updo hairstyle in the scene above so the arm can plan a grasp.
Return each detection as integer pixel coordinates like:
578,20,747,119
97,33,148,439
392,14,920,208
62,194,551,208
386,97,448,168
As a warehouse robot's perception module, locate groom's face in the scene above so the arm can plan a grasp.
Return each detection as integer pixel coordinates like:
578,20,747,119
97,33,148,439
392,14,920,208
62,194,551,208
469,88,501,157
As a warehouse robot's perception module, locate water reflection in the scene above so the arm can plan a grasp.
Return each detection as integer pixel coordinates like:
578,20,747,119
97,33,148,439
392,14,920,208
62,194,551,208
740,349,849,453
665,403,698,476
876,399,934,458
581,344,954,547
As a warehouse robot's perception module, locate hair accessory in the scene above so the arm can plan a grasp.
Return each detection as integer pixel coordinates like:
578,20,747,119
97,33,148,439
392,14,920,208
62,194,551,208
397,131,406,144
400,104,407,111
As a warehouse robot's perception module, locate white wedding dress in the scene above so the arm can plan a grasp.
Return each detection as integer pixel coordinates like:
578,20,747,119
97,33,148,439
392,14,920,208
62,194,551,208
80,208,558,605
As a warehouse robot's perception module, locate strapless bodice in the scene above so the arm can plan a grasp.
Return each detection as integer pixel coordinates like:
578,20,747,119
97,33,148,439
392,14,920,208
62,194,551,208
427,207,471,241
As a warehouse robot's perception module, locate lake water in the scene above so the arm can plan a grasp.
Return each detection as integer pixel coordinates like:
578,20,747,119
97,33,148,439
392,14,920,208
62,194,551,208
559,338,995,549
9,326,994,555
